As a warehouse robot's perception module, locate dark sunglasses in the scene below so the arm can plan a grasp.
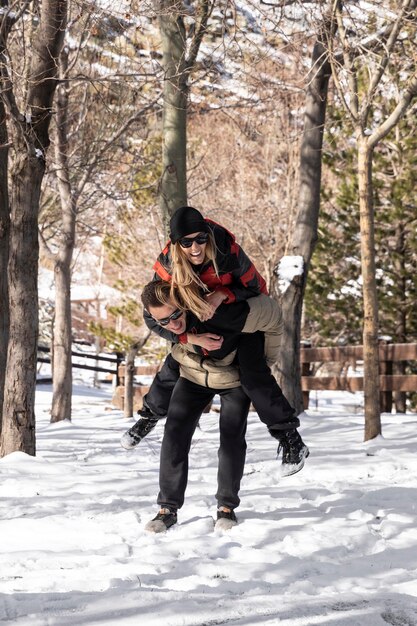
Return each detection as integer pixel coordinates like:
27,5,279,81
154,308,183,326
179,232,209,248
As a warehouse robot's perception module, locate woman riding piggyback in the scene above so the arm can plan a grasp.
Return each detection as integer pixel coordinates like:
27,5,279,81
153,206,268,325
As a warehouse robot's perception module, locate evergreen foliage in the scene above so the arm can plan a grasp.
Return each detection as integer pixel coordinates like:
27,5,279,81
87,321,135,353
305,108,417,347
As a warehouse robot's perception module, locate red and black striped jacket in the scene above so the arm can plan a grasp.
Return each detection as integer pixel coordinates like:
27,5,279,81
153,219,267,303
144,219,268,344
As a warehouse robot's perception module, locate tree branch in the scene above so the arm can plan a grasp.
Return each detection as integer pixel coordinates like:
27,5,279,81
327,2,354,120
333,0,417,65
75,98,159,200
38,228,55,261
186,0,215,71
259,0,316,6
368,72,417,149
363,0,416,119
335,1,359,120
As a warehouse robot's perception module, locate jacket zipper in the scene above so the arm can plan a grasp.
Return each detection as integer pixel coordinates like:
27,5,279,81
199,356,210,387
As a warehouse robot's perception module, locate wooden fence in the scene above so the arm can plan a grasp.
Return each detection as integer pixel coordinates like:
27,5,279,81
71,342,416,413
112,364,159,411
301,342,417,411
37,346,124,384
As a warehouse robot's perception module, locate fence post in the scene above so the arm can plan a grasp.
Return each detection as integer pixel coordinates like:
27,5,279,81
123,333,151,418
393,350,406,413
379,338,393,414
124,345,140,418
115,352,124,387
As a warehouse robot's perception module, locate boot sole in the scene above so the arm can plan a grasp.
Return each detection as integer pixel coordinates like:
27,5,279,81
120,433,140,449
281,446,310,477
145,519,169,533
215,518,238,531
145,518,177,533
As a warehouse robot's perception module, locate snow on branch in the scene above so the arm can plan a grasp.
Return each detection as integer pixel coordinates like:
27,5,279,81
276,255,304,295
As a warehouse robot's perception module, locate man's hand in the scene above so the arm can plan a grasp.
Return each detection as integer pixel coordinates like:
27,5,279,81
187,333,224,351
201,290,228,321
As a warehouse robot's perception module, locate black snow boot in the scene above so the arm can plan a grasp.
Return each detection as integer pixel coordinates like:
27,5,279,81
120,405,160,449
215,506,238,531
270,428,310,477
145,508,178,533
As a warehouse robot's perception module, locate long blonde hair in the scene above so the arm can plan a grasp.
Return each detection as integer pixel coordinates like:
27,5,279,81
170,231,219,320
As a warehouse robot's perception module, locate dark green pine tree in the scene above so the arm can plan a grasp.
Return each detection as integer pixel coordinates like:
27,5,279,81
373,115,417,411
304,109,417,351
373,115,417,344
304,109,363,346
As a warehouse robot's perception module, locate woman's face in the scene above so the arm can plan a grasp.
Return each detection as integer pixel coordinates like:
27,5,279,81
178,231,208,265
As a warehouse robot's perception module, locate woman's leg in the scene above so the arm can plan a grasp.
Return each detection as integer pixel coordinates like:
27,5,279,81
242,293,283,366
120,354,180,449
157,378,214,511
236,332,309,475
236,331,299,431
216,386,250,510
144,353,180,417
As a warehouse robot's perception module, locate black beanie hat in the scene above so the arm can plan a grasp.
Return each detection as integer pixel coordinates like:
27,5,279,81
169,206,209,243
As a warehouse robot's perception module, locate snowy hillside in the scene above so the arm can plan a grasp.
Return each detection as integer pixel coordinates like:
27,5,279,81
1,384,417,625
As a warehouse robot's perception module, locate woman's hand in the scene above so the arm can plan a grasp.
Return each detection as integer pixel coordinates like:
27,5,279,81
201,290,228,320
187,333,224,351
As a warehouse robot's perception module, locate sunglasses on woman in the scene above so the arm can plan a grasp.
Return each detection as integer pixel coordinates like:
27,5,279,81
179,233,209,248
154,308,183,326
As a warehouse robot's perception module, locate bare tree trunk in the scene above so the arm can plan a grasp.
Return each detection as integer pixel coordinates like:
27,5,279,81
51,262,73,422
124,347,138,419
0,99,10,430
0,0,67,457
326,0,417,439
357,136,381,440
158,0,188,229
157,0,213,230
50,47,75,423
277,31,332,413
0,0,17,437
393,224,407,413
1,151,44,455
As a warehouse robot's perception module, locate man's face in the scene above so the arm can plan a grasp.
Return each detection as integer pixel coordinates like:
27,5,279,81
148,301,187,334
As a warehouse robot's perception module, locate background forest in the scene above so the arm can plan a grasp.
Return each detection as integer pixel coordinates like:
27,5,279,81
35,0,417,348
0,0,416,456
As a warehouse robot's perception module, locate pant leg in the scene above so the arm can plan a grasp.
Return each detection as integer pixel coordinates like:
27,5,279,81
242,294,283,366
157,378,214,511
216,386,250,510
144,353,180,417
236,332,300,432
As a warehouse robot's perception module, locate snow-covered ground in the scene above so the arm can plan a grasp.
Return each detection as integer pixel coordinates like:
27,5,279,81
1,384,417,625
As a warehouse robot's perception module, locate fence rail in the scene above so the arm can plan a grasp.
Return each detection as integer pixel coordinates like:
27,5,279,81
37,346,124,382
301,342,417,411
112,364,160,412
300,343,417,363
38,342,417,414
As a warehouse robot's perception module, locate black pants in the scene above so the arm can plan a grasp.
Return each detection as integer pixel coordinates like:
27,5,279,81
157,378,250,511
145,353,179,417
237,332,299,432
145,334,299,431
